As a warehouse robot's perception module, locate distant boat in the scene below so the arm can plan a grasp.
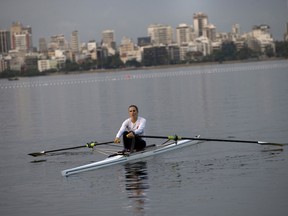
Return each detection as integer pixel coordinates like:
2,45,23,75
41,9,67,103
8,77,19,81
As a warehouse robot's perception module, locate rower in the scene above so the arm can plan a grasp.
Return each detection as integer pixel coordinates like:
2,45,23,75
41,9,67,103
114,105,146,153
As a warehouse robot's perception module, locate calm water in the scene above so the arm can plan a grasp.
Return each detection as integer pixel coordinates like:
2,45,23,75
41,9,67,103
1,60,288,216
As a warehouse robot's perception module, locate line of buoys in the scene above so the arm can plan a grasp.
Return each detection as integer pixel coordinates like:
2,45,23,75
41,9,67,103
1,62,287,90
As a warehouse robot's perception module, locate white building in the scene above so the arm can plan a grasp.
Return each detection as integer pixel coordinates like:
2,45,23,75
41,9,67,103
102,30,114,44
285,23,288,41
148,24,174,45
179,42,197,61
195,36,212,56
119,37,141,63
71,30,79,53
14,32,30,51
87,41,97,51
101,30,116,55
52,49,66,68
10,22,33,52
86,41,97,60
38,59,58,72
0,57,8,72
193,12,208,37
244,25,275,54
102,30,116,49
203,24,216,42
49,34,69,50
232,24,241,35
176,24,193,46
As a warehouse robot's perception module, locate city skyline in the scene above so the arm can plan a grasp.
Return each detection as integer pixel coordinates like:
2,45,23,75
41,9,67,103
1,0,288,46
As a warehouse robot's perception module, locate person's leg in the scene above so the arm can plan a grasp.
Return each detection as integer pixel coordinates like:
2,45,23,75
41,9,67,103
122,131,131,150
134,136,146,151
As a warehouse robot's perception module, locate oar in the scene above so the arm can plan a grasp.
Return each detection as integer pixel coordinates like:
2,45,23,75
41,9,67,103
28,141,114,157
140,135,284,147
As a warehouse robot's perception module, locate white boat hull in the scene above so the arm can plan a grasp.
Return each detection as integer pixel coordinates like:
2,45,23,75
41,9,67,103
61,139,199,176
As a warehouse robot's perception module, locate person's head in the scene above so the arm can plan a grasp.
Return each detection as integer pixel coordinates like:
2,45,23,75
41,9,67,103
128,105,139,118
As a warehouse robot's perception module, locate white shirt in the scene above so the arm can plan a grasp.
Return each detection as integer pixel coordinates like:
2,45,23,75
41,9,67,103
116,117,146,138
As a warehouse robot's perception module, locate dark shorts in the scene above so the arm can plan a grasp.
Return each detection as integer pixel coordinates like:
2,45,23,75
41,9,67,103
123,131,146,151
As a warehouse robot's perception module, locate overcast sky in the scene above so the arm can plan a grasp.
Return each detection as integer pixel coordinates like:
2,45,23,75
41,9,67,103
1,0,288,46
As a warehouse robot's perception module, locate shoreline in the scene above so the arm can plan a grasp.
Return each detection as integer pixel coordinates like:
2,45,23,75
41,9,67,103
2,57,287,79
50,57,287,76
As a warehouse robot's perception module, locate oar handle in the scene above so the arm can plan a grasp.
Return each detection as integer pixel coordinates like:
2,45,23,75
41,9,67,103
86,141,114,148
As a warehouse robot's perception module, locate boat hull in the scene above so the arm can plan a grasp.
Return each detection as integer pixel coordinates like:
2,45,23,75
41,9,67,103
61,139,199,176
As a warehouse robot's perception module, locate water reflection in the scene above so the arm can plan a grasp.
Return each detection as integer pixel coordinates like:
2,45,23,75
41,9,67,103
124,161,149,216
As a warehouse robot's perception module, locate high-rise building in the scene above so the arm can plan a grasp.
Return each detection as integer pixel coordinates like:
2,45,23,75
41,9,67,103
102,30,116,49
251,25,270,37
87,40,97,51
193,12,208,37
203,24,216,42
50,34,68,50
87,40,97,60
10,22,22,48
14,32,34,52
148,24,174,45
284,23,288,41
71,30,79,53
0,30,11,54
246,25,275,54
119,37,134,53
39,37,47,53
176,24,192,46
232,24,240,35
10,22,33,51
119,37,138,63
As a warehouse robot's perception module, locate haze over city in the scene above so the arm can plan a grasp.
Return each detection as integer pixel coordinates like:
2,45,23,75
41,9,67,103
1,0,288,45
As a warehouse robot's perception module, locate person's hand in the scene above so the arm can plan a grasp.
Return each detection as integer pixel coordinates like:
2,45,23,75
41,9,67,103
114,137,121,143
126,132,135,138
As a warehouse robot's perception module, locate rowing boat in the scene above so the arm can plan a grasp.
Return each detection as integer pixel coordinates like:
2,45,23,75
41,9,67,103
61,136,200,176
61,138,200,176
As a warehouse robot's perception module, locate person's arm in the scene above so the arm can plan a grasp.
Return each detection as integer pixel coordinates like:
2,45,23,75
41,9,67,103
115,119,128,142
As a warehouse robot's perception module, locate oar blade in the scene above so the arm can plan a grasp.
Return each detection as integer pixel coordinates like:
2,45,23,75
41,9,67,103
28,151,46,157
258,141,284,147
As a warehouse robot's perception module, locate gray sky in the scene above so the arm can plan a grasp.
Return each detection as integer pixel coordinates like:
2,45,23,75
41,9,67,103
1,0,288,46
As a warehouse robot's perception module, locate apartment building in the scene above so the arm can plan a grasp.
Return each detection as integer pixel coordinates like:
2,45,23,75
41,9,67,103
148,24,174,45
0,30,11,54
176,24,193,46
193,12,208,37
